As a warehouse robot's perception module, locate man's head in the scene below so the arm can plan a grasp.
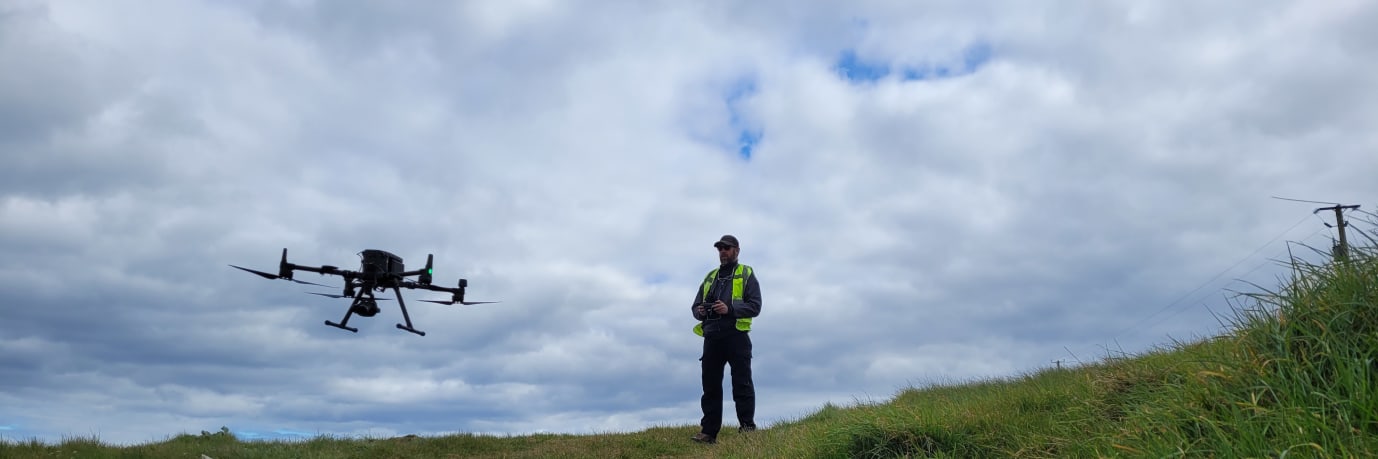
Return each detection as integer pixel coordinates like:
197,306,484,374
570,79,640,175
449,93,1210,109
713,235,740,264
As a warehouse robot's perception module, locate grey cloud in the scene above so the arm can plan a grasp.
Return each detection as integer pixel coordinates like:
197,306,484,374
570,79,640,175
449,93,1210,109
1,0,1374,445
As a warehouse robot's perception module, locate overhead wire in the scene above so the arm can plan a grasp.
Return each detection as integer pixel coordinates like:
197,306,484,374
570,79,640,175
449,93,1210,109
1107,214,1313,339
1135,224,1330,333
1072,206,1370,368
1352,208,1378,221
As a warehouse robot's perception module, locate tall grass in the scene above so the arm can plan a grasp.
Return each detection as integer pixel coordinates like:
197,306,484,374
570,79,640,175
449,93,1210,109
3,236,1375,458
1102,238,1378,457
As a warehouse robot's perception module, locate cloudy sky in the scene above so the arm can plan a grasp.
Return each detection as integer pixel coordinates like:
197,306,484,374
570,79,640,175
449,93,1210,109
2,0,1376,445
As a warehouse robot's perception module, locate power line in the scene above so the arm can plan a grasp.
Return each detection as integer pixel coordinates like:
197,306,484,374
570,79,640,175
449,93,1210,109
1136,225,1329,333
1068,213,1361,371
1276,197,1363,262
1271,196,1340,205
1229,227,1329,286
1109,214,1311,339
1313,204,1361,262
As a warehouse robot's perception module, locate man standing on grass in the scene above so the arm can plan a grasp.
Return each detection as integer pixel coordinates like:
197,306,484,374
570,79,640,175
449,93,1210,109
690,234,762,444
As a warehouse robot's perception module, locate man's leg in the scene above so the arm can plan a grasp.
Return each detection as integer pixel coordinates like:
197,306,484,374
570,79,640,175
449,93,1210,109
728,332,756,430
700,337,728,438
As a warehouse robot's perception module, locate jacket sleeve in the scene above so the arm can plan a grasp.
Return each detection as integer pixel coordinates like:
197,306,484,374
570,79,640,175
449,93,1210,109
732,270,761,318
691,277,707,320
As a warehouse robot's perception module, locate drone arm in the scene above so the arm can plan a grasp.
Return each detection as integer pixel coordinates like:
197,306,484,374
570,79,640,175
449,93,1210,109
402,278,471,304
292,265,350,276
273,248,354,282
400,254,436,284
403,282,457,293
392,286,425,336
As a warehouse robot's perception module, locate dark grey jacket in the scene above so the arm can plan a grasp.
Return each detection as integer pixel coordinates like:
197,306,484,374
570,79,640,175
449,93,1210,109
690,261,762,336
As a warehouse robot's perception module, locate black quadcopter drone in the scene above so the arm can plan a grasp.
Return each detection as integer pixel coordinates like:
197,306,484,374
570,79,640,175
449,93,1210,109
230,249,496,336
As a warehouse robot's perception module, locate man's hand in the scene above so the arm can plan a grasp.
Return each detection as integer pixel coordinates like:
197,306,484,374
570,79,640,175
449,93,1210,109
712,300,729,315
695,304,707,316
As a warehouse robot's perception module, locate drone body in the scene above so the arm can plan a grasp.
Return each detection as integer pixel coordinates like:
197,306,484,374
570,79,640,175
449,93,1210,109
230,249,496,336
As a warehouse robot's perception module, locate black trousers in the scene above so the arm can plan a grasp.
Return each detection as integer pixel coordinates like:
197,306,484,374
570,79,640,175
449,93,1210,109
700,331,755,436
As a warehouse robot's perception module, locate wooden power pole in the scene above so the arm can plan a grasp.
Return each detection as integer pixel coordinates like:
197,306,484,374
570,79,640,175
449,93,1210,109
1316,204,1361,262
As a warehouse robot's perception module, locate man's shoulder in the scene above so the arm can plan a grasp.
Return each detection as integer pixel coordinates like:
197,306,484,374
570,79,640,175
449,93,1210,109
704,263,757,277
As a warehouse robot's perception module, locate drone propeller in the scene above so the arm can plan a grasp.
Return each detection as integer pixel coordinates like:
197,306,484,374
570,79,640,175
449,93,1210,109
419,299,500,306
308,292,390,300
229,264,332,287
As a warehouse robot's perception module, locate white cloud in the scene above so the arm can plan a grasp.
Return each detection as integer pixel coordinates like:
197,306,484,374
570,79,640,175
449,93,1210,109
0,0,1374,445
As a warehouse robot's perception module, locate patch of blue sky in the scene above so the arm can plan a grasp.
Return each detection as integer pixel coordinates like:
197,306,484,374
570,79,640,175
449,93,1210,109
835,41,993,84
234,428,314,441
962,42,993,71
272,429,314,438
737,130,762,160
233,430,269,440
835,49,892,82
724,76,762,161
0,425,14,431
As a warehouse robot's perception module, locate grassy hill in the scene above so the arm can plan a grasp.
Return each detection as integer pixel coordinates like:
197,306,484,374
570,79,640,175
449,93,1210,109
4,241,1376,458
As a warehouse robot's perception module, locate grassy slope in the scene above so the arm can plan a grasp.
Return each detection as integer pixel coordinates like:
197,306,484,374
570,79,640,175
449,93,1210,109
4,244,1376,458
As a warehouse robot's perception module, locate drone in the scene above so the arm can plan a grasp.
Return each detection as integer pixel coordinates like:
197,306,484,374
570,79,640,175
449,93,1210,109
230,248,496,336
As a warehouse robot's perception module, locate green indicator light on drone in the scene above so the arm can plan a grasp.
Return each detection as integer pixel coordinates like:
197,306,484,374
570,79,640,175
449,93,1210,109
427,268,433,274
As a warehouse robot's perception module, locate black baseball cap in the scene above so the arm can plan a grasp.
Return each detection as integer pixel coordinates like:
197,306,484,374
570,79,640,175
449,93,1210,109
713,235,739,248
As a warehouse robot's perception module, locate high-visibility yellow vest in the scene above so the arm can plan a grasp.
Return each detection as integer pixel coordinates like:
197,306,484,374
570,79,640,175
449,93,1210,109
693,264,753,336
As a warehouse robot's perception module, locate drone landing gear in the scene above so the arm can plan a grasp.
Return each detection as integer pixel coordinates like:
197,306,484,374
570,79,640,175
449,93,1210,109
325,299,362,333
320,285,426,336
325,290,381,333
392,286,426,336
325,319,358,333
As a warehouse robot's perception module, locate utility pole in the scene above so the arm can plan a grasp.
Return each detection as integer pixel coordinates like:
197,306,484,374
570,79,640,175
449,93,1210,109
1315,204,1361,262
